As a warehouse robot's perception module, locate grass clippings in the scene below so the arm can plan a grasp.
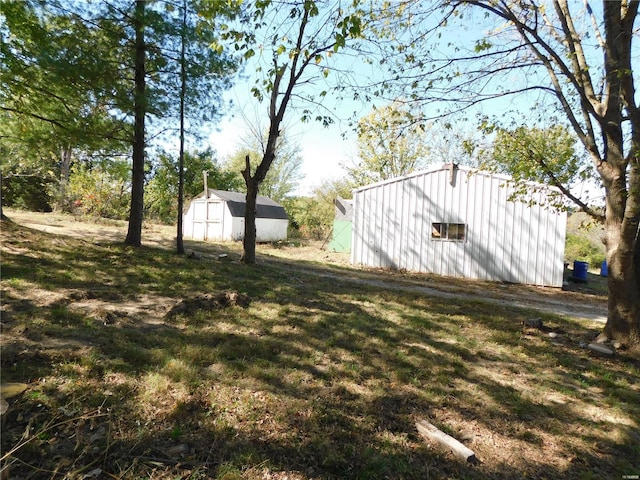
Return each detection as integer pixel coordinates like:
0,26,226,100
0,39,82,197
1,211,638,480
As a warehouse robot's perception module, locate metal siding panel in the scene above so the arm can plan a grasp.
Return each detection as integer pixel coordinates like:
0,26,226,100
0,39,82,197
463,173,476,279
356,191,364,265
450,171,463,277
537,197,549,285
383,184,391,266
374,187,384,267
525,196,537,284
530,195,544,285
447,173,461,278
359,190,369,266
494,180,507,281
416,174,428,272
479,176,491,280
435,170,447,276
468,173,482,280
503,191,518,283
537,198,552,286
554,210,568,286
380,185,388,267
364,190,373,265
374,187,382,267
512,197,525,283
390,182,401,268
461,171,473,279
395,182,404,268
364,189,377,267
479,176,491,281
408,179,417,270
424,171,437,273
363,190,372,265
424,172,434,273
411,176,423,272
442,172,453,277
524,196,538,284
384,183,395,267
361,190,372,266
350,167,565,287
381,184,390,267
350,192,360,265
492,176,506,281
399,180,410,269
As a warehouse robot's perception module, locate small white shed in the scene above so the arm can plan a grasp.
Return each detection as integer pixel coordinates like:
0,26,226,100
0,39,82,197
183,189,288,242
351,164,567,287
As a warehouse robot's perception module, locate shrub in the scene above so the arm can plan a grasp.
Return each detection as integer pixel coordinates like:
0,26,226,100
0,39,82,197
565,233,605,267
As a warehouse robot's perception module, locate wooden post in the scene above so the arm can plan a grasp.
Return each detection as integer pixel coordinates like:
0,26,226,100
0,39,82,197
203,170,208,196
416,419,478,464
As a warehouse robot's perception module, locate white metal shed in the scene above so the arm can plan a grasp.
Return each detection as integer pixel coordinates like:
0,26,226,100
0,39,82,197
183,189,288,242
350,164,567,287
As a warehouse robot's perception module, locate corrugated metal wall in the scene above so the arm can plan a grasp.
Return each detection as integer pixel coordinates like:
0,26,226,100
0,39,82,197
350,165,567,287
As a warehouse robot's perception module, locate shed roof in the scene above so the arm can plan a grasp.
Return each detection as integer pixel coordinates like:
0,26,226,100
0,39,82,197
352,163,557,194
199,189,288,219
334,197,353,221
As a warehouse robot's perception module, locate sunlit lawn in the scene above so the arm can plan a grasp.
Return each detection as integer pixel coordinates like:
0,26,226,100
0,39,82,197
1,216,638,479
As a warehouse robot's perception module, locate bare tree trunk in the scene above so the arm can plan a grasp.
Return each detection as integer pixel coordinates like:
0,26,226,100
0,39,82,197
125,0,146,247
57,145,72,211
600,156,640,347
176,0,187,255
242,181,258,264
0,172,5,220
596,2,640,348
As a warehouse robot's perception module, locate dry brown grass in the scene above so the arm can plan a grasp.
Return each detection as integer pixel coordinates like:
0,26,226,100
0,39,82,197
1,210,637,480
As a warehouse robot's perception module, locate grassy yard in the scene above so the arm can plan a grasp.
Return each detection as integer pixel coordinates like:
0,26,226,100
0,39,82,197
1,213,638,479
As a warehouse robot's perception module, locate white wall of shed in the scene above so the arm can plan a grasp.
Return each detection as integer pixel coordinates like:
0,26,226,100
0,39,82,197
228,217,288,242
351,168,567,287
183,198,288,242
255,218,288,242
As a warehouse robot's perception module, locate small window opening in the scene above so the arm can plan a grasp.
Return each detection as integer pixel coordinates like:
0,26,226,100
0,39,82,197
432,222,466,241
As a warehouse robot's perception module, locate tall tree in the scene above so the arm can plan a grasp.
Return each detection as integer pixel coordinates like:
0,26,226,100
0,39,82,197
347,102,429,186
177,0,188,255
207,0,364,263
225,133,305,203
481,125,596,211
125,0,147,246
366,0,640,349
1,0,236,236
122,0,237,245
0,0,131,213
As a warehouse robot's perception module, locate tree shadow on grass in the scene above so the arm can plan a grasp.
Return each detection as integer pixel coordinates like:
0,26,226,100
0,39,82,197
1,224,638,479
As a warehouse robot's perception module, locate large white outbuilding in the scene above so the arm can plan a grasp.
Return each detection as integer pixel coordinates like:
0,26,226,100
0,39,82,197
350,164,567,287
183,189,288,242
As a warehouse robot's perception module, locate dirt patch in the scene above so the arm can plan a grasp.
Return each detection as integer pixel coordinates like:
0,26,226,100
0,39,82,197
3,209,178,249
166,291,250,318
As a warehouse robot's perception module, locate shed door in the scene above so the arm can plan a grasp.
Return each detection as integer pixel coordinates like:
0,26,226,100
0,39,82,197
205,200,224,240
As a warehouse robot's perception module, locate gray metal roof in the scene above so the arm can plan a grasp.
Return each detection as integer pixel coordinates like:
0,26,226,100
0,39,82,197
334,197,353,221
201,189,288,219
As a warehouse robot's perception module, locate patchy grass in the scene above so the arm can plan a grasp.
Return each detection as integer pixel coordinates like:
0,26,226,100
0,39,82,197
1,212,638,479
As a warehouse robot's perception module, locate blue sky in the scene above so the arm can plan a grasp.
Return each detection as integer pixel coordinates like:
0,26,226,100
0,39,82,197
204,1,608,200
203,2,526,196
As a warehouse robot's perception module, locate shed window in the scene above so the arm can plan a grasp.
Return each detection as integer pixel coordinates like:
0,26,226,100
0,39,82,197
431,222,466,241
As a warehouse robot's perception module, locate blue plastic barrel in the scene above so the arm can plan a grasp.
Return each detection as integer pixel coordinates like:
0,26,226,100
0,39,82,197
600,260,608,277
573,260,589,282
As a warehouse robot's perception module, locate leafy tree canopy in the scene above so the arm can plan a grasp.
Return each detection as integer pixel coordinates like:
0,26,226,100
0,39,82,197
224,132,305,203
347,102,429,186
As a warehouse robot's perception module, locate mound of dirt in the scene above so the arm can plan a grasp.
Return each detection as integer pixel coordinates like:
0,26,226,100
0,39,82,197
166,291,250,318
